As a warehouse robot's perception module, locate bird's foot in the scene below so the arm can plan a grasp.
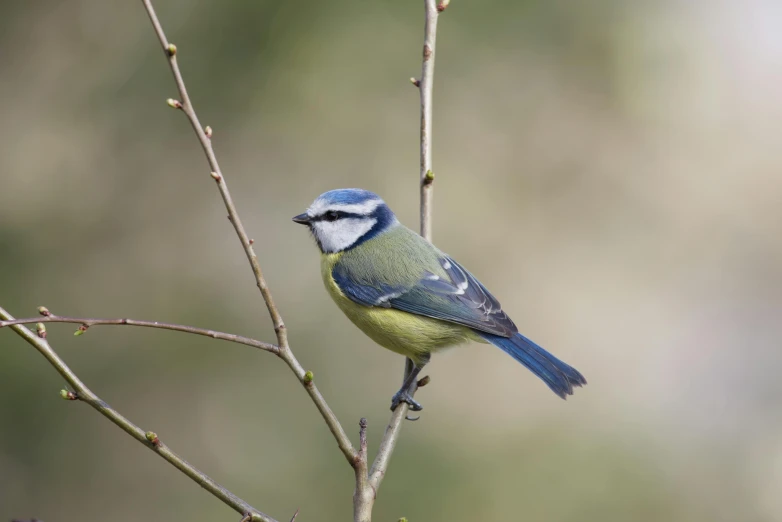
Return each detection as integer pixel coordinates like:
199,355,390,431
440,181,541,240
390,389,423,412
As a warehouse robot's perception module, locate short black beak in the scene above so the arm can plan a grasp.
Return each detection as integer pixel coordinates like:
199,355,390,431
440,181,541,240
292,213,311,225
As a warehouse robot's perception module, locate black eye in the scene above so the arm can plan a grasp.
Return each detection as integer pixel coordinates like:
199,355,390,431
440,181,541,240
324,211,340,222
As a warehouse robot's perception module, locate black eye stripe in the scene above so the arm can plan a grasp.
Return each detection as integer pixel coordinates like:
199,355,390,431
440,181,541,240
313,211,364,222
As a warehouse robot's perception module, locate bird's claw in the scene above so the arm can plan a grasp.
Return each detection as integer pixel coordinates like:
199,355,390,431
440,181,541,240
390,390,423,412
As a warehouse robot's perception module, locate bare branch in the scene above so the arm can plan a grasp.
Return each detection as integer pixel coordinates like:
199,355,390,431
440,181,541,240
369,403,407,490
369,0,443,492
0,314,278,353
297,366,358,465
141,0,284,342
418,0,440,241
139,0,358,466
7,1,448,520
353,418,374,522
0,305,278,522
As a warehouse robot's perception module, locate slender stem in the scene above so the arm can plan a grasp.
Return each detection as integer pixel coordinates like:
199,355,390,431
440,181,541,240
0,315,278,353
369,0,442,494
369,405,408,491
141,0,285,343
369,358,415,490
353,418,373,522
0,306,277,522
139,0,357,466
281,350,358,465
419,0,439,240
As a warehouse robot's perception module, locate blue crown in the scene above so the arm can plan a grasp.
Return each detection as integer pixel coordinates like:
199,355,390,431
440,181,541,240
316,188,383,206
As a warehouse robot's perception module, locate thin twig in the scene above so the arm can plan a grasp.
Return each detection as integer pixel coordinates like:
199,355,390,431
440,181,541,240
369,0,443,492
141,0,284,341
140,0,357,466
353,418,372,522
6,1,445,520
0,305,278,522
0,315,279,353
418,0,439,241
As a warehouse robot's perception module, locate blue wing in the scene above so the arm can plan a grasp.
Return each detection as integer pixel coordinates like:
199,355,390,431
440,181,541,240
333,253,518,338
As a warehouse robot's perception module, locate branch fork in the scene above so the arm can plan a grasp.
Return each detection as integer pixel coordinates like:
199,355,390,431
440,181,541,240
3,0,448,521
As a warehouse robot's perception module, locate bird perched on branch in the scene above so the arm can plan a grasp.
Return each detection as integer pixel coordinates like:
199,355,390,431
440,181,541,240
293,189,586,411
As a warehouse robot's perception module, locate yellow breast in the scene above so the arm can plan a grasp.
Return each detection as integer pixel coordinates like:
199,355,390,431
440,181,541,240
321,253,477,366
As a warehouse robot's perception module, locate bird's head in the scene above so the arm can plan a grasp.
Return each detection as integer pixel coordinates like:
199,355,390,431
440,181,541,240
293,189,398,253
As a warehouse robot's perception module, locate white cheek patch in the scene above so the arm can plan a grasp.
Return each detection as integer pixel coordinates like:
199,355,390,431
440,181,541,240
313,218,378,253
307,199,382,217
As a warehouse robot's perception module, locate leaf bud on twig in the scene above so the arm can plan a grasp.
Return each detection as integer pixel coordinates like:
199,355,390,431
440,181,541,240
145,431,161,446
60,389,78,400
74,324,89,336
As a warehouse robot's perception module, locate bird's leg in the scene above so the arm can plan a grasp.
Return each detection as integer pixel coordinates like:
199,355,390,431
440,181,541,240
390,359,424,412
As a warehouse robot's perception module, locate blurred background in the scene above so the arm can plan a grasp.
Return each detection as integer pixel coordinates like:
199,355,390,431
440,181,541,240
2,0,781,520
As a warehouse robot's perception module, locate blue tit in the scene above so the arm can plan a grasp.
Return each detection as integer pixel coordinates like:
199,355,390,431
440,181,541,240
293,188,586,411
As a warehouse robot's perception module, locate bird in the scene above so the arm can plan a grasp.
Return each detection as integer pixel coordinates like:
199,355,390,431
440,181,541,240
293,188,586,411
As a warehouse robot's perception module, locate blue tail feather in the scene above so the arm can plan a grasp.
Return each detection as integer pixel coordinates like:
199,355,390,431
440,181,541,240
481,332,587,399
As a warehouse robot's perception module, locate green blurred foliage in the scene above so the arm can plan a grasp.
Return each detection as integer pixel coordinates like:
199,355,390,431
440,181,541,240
2,0,782,521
